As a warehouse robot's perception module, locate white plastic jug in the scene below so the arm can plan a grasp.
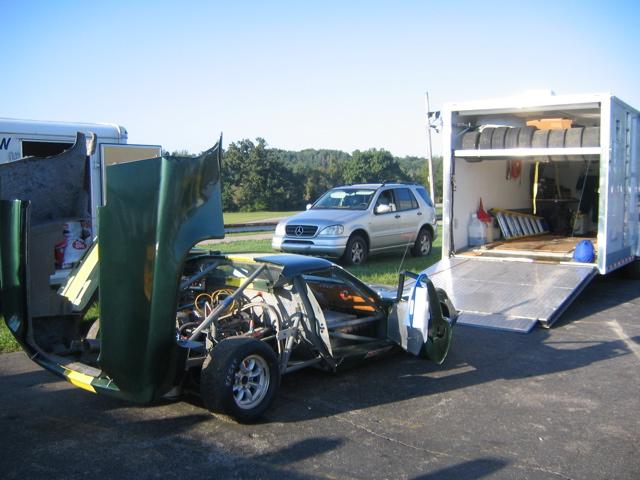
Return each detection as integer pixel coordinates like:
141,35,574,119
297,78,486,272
571,212,587,235
468,213,486,246
484,219,494,243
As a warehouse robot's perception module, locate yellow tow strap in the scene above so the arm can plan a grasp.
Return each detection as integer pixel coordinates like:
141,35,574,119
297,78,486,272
533,162,539,214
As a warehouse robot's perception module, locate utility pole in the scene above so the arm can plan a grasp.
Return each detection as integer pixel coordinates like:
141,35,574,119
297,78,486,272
424,92,435,201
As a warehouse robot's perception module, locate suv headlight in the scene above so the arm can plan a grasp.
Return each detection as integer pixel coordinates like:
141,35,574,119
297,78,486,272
275,223,286,236
319,225,344,235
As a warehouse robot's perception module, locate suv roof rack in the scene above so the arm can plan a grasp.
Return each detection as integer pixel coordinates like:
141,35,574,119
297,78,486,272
336,182,419,188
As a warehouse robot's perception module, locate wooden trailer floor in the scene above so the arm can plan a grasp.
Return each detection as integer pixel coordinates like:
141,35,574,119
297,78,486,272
460,234,598,262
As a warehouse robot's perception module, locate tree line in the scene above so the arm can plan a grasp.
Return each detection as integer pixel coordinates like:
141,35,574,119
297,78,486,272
168,139,443,212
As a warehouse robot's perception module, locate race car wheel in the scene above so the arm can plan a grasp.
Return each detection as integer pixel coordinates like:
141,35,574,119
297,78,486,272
201,337,280,423
86,318,100,339
342,234,368,266
411,229,433,257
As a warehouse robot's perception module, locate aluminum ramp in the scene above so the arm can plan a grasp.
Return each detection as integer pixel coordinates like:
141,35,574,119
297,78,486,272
421,258,597,333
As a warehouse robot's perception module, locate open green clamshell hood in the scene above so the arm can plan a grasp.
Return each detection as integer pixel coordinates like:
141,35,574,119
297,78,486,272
0,140,224,402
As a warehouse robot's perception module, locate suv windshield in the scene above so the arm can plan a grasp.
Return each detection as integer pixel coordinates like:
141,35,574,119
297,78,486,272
312,188,375,210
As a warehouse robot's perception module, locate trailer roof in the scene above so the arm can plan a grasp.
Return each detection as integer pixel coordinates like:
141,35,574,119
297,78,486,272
443,91,617,114
0,117,128,141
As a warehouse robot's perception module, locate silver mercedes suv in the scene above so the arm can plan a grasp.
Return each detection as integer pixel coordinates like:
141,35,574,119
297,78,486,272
271,183,438,266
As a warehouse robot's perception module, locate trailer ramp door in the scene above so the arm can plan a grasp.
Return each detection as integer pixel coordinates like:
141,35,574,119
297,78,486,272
421,258,597,333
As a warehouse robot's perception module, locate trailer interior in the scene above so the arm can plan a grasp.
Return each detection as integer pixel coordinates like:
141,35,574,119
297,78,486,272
450,99,604,263
425,93,639,333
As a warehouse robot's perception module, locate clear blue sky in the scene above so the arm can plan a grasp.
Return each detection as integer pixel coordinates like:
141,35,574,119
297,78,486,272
3,0,639,158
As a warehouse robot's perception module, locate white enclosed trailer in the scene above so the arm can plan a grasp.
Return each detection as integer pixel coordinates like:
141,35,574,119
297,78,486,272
0,117,161,231
423,92,639,332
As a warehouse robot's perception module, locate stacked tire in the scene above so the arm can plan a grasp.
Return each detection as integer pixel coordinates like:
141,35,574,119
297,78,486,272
461,126,600,150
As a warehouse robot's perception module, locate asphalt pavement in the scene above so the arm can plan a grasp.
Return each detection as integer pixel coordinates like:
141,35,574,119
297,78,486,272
1,270,639,479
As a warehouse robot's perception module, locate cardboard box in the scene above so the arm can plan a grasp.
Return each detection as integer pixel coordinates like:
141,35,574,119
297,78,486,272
526,118,573,130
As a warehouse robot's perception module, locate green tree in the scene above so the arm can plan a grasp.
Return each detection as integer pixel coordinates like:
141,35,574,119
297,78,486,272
419,155,443,202
342,149,409,184
223,138,299,212
220,140,444,210
397,155,426,182
326,157,347,186
274,148,351,201
299,166,333,205
274,148,351,173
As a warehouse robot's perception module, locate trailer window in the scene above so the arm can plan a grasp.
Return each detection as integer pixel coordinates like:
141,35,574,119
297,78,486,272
22,141,73,158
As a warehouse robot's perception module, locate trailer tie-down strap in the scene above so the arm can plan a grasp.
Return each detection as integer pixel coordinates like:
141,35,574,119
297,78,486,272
532,161,539,213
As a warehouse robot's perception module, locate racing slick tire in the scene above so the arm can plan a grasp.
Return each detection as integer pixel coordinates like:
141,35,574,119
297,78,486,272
342,234,368,266
411,229,433,257
201,337,280,423
86,318,100,339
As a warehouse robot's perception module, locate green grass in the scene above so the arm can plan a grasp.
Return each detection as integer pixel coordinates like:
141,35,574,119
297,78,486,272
223,211,300,224
224,231,274,238
199,237,274,251
0,318,20,353
1,302,100,354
